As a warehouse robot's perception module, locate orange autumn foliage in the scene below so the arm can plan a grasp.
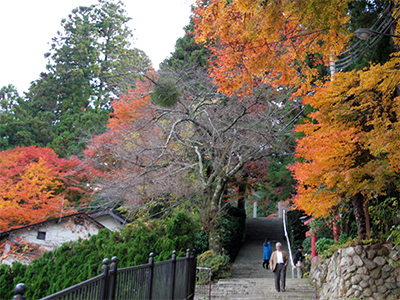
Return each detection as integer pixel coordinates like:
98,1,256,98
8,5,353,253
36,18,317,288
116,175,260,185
289,53,400,217
84,77,156,171
0,146,96,231
194,0,351,96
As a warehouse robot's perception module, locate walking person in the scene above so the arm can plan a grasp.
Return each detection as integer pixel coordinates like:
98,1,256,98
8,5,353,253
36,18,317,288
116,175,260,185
262,237,272,269
294,246,305,278
270,242,288,292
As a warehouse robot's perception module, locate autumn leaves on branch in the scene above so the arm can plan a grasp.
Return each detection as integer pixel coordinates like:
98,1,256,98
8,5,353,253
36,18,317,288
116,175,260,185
194,0,351,96
194,0,400,238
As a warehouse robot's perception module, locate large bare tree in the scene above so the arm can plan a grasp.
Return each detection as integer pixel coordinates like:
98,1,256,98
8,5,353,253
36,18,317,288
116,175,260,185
86,65,300,252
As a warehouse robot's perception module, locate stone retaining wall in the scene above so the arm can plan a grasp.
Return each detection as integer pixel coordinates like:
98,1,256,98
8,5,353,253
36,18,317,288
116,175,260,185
311,243,400,299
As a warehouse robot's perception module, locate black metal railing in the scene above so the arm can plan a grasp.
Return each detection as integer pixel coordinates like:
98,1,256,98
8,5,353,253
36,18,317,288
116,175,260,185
11,249,196,300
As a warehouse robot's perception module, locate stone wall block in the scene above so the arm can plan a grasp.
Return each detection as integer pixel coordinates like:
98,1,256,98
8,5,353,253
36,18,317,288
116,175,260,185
384,276,396,284
353,255,364,267
364,258,378,270
370,267,382,279
392,287,400,296
367,249,377,260
382,264,393,273
363,287,373,297
376,278,384,286
373,256,386,266
385,282,397,290
346,247,355,256
347,264,357,273
384,290,392,298
361,274,371,281
345,279,352,290
355,245,364,255
377,284,388,294
359,279,369,288
345,287,355,298
377,247,390,257
372,244,382,250
369,278,375,286
351,274,362,285
381,271,391,279
357,266,369,275
340,256,353,267
383,243,394,251
389,250,400,262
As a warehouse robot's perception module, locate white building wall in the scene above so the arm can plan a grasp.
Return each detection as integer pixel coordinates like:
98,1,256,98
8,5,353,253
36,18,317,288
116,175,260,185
0,218,101,265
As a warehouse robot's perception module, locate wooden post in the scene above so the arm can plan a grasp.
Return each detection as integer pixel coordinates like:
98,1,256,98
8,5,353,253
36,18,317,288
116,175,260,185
311,234,317,259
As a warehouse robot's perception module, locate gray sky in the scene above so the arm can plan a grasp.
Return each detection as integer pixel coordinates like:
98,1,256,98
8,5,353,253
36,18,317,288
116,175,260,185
0,0,194,94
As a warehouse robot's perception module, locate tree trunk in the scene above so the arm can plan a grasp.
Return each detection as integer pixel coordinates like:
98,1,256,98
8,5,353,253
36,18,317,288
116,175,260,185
208,178,226,254
209,219,222,254
365,200,370,239
237,181,246,210
352,192,366,241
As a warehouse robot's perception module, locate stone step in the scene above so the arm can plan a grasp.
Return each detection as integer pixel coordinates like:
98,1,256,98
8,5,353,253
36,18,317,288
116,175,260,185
195,278,316,299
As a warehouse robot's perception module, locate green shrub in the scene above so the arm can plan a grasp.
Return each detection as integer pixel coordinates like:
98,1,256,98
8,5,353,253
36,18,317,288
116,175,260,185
221,206,246,261
315,237,335,255
193,230,209,255
196,250,230,284
302,236,311,254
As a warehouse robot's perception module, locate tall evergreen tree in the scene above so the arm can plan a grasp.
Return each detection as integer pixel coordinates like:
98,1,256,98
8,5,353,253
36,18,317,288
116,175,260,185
0,0,151,157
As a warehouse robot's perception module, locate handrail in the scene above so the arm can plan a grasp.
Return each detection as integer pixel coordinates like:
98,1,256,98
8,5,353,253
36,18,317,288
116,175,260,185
282,209,295,279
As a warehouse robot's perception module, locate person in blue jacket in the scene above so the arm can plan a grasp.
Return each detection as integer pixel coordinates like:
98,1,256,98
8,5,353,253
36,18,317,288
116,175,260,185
263,237,272,269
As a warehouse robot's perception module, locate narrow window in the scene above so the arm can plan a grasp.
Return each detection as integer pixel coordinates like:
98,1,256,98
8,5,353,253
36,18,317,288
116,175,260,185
37,231,46,240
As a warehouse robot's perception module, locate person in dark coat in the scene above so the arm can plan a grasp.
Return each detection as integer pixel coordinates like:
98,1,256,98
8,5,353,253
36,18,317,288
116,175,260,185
294,246,305,278
262,237,272,269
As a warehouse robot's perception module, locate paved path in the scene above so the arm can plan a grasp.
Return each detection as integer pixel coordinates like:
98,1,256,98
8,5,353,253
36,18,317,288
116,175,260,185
195,217,315,300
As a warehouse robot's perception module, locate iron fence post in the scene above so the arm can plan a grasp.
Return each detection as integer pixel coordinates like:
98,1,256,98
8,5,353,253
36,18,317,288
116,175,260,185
185,249,191,299
12,283,27,300
108,256,118,300
170,250,177,300
188,249,196,300
148,252,155,300
100,258,110,300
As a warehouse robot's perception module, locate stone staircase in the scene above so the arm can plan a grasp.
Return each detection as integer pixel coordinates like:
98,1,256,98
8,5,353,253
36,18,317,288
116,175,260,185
195,217,316,299
207,278,315,300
